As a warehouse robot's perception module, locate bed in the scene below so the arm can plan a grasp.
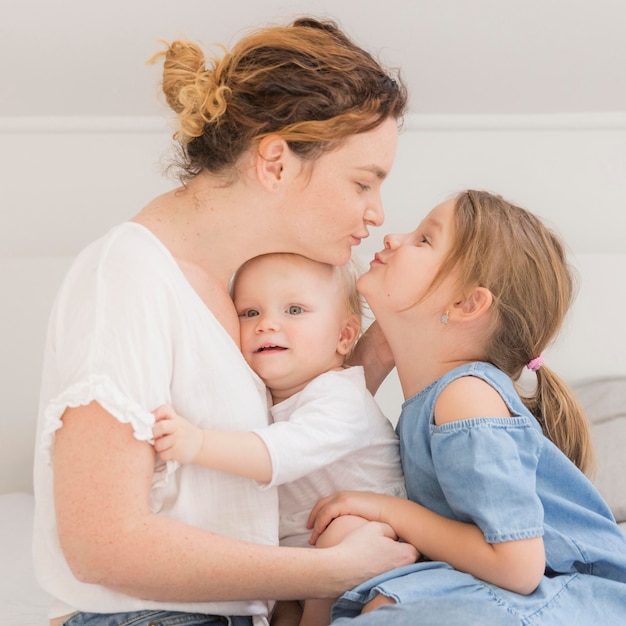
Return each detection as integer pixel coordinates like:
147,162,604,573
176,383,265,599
1,376,624,626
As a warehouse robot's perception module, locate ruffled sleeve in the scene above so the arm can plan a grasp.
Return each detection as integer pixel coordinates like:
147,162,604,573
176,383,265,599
37,225,178,464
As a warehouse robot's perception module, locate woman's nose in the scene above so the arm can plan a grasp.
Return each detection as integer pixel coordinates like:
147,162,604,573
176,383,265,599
364,196,385,227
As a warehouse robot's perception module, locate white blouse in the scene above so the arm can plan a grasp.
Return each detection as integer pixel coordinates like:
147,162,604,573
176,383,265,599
33,223,278,622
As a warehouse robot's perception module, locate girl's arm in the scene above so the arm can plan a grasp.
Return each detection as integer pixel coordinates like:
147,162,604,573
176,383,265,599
56,401,418,601
307,491,545,595
308,376,547,596
153,404,272,482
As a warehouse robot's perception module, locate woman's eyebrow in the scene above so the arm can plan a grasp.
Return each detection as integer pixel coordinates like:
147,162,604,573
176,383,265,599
355,164,388,180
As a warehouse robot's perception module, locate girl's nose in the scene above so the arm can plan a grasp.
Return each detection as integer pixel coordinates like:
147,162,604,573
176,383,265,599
383,233,402,250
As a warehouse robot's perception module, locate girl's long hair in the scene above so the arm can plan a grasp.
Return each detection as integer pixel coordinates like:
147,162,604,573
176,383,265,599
433,190,594,475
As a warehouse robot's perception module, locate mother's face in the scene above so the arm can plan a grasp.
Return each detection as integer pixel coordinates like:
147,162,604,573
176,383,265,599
282,117,399,266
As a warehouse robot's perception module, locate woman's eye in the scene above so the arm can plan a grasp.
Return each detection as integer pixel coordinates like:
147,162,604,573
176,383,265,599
241,309,260,318
287,305,304,315
356,182,371,192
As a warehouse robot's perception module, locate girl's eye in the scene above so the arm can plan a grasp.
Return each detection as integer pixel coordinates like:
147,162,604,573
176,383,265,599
287,305,304,315
240,309,260,318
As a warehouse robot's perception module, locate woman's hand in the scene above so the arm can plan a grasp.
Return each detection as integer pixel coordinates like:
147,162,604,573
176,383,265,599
327,521,418,589
152,404,202,464
307,491,391,546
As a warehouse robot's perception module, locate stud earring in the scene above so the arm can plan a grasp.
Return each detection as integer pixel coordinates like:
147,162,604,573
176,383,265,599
272,182,278,190
440,311,449,325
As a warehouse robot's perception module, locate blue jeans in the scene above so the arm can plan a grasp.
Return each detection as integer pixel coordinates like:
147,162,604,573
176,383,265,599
63,612,253,626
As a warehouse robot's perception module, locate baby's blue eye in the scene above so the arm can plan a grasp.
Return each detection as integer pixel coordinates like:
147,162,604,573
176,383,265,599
287,305,304,315
241,309,260,318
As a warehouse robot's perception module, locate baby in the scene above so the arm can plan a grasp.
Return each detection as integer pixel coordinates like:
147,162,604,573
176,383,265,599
152,253,406,626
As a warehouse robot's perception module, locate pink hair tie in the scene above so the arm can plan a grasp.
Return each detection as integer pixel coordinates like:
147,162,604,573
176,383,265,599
527,356,544,372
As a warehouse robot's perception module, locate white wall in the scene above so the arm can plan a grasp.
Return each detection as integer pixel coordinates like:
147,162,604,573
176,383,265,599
1,113,625,493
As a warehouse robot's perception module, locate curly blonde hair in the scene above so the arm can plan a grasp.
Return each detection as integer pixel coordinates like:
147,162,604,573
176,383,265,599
151,17,407,180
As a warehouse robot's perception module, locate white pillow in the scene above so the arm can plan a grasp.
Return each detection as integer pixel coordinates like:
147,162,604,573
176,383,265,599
571,377,626,525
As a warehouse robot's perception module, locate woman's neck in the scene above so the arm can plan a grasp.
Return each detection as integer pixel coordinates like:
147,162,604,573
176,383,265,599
134,172,282,288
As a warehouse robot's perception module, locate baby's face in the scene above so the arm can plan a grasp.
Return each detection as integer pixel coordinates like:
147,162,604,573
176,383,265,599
233,254,350,402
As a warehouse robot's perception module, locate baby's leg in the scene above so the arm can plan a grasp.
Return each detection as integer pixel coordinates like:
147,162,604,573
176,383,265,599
299,515,367,626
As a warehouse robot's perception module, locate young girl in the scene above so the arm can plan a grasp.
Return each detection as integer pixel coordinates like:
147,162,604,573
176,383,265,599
152,253,406,626
308,190,626,624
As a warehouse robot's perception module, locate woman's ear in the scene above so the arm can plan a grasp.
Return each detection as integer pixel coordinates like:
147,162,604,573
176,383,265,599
256,134,289,191
451,286,493,321
337,314,362,356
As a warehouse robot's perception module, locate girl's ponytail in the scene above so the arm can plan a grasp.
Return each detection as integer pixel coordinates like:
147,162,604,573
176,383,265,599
522,365,595,476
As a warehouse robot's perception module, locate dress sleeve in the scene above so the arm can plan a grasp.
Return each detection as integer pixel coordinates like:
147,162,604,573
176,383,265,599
430,416,546,542
39,232,176,462
253,371,372,487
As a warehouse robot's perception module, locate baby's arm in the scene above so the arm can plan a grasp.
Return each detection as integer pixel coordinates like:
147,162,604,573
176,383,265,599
152,405,272,482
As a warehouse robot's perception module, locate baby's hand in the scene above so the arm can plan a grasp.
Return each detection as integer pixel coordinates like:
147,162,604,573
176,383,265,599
152,405,203,464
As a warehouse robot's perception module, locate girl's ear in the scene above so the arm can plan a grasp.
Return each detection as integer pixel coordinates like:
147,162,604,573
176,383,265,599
337,314,361,356
256,134,289,192
452,286,493,321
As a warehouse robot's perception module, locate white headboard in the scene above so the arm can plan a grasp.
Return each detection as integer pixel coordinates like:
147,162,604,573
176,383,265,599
1,113,625,492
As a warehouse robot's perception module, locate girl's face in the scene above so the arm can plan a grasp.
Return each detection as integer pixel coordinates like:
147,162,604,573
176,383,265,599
283,117,399,266
357,199,457,317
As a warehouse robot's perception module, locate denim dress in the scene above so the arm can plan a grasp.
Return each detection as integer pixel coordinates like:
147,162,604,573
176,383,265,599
331,362,626,625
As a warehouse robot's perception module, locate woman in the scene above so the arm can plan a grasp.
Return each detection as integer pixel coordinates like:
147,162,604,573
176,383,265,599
32,17,416,626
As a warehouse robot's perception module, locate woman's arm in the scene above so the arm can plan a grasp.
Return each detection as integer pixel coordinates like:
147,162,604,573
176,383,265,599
307,491,545,595
152,404,273,482
347,321,394,395
55,401,417,601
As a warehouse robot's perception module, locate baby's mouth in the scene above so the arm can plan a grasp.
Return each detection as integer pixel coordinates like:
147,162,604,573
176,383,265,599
255,344,287,353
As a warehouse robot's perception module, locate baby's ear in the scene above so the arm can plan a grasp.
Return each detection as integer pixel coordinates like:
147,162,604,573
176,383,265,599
337,314,361,356
454,286,493,321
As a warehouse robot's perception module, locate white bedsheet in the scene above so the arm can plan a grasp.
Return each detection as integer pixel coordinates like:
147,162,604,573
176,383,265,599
0,492,49,626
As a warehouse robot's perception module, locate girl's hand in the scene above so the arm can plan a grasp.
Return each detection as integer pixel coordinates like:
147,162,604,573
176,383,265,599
152,404,202,464
307,491,390,546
